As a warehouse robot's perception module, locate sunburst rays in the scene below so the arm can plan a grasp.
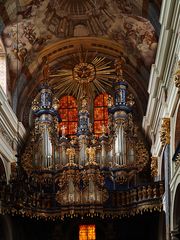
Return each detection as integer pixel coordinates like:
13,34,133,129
49,53,115,99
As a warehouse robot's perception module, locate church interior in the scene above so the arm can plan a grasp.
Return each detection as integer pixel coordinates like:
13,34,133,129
0,0,179,239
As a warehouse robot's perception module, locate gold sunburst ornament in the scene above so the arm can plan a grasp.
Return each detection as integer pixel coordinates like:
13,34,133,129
50,55,115,99
73,62,96,83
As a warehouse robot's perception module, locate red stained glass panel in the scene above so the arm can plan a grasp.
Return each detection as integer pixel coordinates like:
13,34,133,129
58,96,78,136
59,109,68,121
59,97,68,108
68,108,78,121
94,107,104,120
68,122,78,135
94,93,109,135
94,121,103,134
94,94,104,106
104,95,108,106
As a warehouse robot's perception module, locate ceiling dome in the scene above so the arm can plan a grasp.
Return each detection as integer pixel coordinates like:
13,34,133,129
50,0,98,15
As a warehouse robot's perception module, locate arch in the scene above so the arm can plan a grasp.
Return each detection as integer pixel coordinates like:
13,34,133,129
58,95,78,136
0,38,7,94
18,37,148,127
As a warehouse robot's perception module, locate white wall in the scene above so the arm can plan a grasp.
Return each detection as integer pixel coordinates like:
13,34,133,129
143,0,180,236
0,85,26,182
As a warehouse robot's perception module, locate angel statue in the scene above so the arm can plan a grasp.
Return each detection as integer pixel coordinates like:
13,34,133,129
86,146,96,164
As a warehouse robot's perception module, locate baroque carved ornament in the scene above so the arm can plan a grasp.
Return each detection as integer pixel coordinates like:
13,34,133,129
160,118,170,146
151,157,158,177
174,60,180,93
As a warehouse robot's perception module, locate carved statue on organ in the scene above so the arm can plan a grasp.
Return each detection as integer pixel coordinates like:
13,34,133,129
86,146,97,165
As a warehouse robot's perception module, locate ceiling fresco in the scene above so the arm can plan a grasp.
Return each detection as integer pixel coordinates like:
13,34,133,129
0,0,161,125
2,0,157,75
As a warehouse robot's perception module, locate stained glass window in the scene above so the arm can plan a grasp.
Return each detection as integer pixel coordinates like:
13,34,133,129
79,225,96,240
58,96,78,136
94,93,109,135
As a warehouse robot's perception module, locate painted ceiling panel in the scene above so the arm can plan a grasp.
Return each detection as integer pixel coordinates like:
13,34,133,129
0,0,162,126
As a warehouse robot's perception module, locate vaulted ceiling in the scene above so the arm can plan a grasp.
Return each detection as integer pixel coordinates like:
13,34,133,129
0,0,162,127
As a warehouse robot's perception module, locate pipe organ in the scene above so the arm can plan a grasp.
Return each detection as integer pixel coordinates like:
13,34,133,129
0,57,163,220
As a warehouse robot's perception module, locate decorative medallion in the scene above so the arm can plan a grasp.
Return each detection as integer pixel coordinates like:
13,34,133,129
73,62,96,83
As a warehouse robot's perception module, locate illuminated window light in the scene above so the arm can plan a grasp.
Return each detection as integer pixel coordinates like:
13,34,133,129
59,96,78,136
79,224,96,240
94,93,109,136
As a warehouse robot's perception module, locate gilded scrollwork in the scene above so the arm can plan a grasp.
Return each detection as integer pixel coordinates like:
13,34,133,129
160,118,170,146
56,168,81,205
135,140,149,170
174,60,180,92
151,157,158,177
56,165,108,206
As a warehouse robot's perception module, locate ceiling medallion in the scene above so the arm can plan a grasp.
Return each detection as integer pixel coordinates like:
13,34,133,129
73,62,96,83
